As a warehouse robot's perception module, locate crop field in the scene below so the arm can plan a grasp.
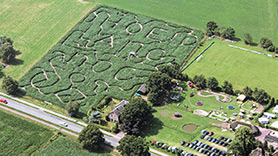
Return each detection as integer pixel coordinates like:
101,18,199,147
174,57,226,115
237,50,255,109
184,39,278,97
36,137,111,156
19,5,203,113
0,110,53,156
0,0,95,81
97,0,278,43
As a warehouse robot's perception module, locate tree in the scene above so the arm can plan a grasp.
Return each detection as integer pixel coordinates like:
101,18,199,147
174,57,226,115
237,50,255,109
0,36,16,63
117,135,150,156
88,111,102,123
263,141,269,152
269,145,275,154
260,37,273,49
267,45,276,52
207,77,219,91
2,76,18,95
222,27,235,40
159,62,188,80
243,86,253,99
120,98,153,135
253,89,270,104
228,126,257,156
244,33,253,45
222,80,233,95
78,124,104,150
206,21,218,36
270,98,276,107
65,101,80,116
193,75,207,89
146,71,172,105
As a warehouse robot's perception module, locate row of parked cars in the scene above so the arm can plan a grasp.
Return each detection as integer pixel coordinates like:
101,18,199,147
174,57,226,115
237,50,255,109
183,139,226,156
151,141,197,156
200,130,232,147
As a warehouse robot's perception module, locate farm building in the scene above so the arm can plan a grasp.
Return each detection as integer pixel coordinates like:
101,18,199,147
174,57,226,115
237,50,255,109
108,100,129,122
272,105,278,114
263,112,277,119
237,94,246,102
136,84,147,95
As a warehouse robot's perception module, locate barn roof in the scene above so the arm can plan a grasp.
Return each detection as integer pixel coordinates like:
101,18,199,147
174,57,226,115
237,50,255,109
109,100,129,116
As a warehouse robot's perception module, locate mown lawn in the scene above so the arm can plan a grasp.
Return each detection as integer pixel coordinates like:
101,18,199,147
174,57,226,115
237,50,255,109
0,110,53,156
36,137,111,156
184,39,278,97
97,0,278,43
0,0,96,81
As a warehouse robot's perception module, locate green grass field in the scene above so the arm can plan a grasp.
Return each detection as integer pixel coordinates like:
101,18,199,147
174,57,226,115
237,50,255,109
184,39,278,97
97,0,278,43
0,0,96,81
36,137,111,156
19,5,202,113
0,110,53,155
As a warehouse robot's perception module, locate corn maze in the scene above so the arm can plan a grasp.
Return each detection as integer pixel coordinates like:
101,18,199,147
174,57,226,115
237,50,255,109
19,6,203,113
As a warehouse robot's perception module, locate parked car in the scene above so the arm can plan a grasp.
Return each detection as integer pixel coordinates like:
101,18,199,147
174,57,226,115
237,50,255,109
193,140,198,145
204,135,209,140
192,145,197,149
197,141,202,146
178,149,183,154
167,146,172,152
181,140,186,145
219,136,224,140
172,147,177,153
181,151,187,156
196,147,201,151
185,142,190,147
208,137,213,141
208,131,214,136
215,139,220,144
0,98,7,104
161,144,167,149
227,138,232,143
151,140,156,145
189,143,193,148
200,134,205,139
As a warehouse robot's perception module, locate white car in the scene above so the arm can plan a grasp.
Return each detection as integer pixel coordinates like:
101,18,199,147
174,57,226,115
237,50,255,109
59,121,68,127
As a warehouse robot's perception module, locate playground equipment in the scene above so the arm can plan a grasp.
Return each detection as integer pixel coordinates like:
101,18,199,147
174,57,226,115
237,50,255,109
188,81,194,89
127,51,139,60
196,100,203,106
228,105,235,110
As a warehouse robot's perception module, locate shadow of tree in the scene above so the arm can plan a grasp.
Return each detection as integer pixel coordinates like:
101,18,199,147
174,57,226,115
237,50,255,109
7,50,24,65
140,117,164,138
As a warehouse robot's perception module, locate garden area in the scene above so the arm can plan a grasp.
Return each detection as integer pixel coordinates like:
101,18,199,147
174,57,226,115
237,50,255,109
0,110,54,156
19,5,203,114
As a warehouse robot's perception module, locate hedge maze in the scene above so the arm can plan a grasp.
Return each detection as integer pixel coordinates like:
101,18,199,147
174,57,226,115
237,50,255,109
19,6,203,113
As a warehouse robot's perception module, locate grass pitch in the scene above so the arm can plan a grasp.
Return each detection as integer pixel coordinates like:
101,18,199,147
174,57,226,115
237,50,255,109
19,5,203,113
97,0,278,43
184,39,278,97
0,110,53,155
0,0,96,81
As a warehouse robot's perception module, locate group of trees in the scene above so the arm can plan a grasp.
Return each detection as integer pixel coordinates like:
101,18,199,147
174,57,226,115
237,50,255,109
79,123,150,156
206,21,236,40
146,62,188,106
260,37,278,52
0,36,17,63
193,74,271,104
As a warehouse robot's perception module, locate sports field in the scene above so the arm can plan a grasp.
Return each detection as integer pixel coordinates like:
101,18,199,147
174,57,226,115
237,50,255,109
0,0,95,81
19,5,202,113
0,110,53,155
97,0,278,43
184,39,278,97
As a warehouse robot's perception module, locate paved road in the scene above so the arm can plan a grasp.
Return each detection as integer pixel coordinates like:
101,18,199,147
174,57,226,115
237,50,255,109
0,96,120,147
0,94,163,155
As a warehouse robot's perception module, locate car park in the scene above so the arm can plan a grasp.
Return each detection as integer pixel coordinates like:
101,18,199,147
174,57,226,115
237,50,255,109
0,99,8,104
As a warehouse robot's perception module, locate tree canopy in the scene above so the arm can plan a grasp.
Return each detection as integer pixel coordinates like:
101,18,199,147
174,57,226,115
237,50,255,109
228,126,257,156
120,98,153,135
0,36,16,63
207,77,219,91
2,76,18,95
78,124,104,150
222,80,233,95
146,71,171,105
65,101,80,117
244,33,253,45
193,75,207,89
253,88,270,104
159,62,188,80
222,27,236,40
117,135,150,156
243,86,253,99
88,111,102,123
260,37,273,49
206,21,218,36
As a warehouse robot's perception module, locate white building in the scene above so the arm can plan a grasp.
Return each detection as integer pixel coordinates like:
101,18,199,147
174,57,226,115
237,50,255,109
264,112,277,119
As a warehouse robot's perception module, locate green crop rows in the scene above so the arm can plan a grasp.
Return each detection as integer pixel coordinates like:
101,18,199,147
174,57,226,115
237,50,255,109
19,5,203,113
0,110,53,155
